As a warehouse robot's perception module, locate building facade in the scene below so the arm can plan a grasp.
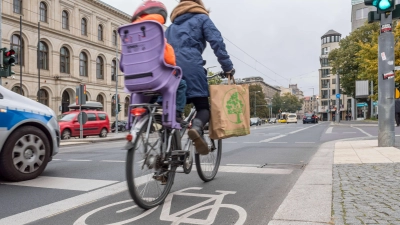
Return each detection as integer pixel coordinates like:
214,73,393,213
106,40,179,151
0,0,132,121
319,30,349,121
303,96,318,114
240,76,281,102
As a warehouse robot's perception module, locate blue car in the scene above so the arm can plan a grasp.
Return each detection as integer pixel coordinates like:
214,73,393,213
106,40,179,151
0,86,60,181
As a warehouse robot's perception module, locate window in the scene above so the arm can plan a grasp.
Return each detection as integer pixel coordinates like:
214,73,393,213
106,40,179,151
13,0,22,14
332,79,336,84
87,113,97,121
81,18,87,35
98,113,106,120
356,8,369,20
60,47,70,73
38,89,49,106
96,94,104,110
98,25,103,41
96,57,104,79
321,100,328,106
112,30,118,46
111,60,116,81
321,69,330,78
62,11,69,29
321,47,330,55
40,2,47,22
321,58,329,67
332,89,336,95
322,80,330,88
11,86,24,96
321,90,329,99
39,41,48,70
124,97,130,117
79,52,88,76
11,34,24,65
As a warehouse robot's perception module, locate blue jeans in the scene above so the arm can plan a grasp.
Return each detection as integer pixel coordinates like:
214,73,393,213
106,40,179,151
150,79,187,113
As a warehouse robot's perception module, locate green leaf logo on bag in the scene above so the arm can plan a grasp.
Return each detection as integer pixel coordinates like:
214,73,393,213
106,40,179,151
224,89,246,124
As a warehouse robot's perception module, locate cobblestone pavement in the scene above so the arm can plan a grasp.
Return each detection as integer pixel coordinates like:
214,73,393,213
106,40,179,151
333,163,400,225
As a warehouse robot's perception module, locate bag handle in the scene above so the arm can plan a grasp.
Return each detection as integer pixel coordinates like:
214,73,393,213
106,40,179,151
227,74,236,85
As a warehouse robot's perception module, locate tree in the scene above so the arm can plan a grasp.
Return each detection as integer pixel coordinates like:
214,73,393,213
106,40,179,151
226,92,244,124
249,85,268,118
280,93,303,113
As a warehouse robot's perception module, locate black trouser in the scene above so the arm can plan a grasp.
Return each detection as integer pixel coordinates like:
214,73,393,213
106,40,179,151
396,112,400,126
187,97,210,125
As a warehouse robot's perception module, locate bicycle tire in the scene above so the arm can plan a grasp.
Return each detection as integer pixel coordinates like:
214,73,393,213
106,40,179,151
195,137,222,182
126,116,176,209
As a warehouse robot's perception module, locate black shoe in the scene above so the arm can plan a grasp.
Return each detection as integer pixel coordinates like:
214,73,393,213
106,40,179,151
187,118,209,155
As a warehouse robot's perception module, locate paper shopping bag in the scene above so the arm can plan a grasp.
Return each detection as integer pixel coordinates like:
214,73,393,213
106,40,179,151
209,80,250,140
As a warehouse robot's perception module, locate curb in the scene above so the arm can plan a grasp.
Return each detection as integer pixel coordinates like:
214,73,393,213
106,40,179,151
61,137,126,144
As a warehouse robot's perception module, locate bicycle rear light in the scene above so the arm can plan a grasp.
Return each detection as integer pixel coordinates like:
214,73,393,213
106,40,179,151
130,107,146,116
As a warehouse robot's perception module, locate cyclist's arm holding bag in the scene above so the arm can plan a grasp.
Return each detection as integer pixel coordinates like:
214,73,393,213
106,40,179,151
209,72,250,140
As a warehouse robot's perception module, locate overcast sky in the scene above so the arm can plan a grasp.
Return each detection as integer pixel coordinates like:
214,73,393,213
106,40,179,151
101,0,352,97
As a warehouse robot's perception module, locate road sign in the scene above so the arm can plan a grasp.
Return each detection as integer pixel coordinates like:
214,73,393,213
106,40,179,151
336,93,341,98
78,112,88,125
395,66,400,70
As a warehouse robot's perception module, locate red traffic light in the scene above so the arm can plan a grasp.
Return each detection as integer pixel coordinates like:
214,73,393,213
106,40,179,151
5,49,15,57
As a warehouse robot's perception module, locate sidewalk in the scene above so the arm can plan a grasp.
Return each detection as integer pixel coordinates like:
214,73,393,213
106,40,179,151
60,132,127,146
268,138,400,225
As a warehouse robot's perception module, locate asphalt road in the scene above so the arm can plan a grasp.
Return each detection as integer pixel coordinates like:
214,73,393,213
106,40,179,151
0,121,397,225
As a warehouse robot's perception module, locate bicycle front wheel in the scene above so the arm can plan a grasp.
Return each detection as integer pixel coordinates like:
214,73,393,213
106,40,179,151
126,116,176,209
195,132,222,182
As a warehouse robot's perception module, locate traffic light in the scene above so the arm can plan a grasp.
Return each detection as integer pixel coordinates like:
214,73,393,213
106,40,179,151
117,103,121,113
0,48,16,77
365,0,395,13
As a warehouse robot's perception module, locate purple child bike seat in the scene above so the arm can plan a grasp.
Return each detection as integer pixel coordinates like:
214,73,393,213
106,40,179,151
118,20,182,129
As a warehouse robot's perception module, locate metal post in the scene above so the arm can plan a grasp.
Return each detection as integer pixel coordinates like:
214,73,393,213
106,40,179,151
79,105,83,139
328,82,331,121
336,73,340,123
37,22,41,102
378,12,395,147
19,16,22,94
371,80,374,118
254,93,257,117
115,42,119,134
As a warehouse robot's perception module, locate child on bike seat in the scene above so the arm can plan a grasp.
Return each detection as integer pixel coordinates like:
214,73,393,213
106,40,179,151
132,0,187,122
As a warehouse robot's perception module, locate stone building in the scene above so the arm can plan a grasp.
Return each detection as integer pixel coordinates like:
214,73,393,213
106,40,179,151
0,0,132,121
303,96,318,114
241,76,281,103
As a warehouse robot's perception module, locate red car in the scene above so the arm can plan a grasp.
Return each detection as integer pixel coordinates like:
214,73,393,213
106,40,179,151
59,110,110,139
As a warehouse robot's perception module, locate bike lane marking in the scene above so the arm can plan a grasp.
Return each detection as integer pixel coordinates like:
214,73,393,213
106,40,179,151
260,124,320,143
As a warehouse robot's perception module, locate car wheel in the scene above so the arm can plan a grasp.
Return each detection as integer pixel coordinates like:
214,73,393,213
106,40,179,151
99,128,108,138
0,126,51,181
121,126,126,132
61,129,71,140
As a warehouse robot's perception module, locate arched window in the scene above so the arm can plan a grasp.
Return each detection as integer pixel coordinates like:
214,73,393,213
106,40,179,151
111,60,116,81
13,0,22,14
11,34,24,65
98,25,103,41
38,89,49,106
81,18,87,35
96,57,104,79
40,2,47,22
60,47,70,73
79,52,88,77
124,97,130,117
111,95,116,117
39,41,48,70
62,11,69,29
96,94,104,110
11,86,24,96
112,30,118,46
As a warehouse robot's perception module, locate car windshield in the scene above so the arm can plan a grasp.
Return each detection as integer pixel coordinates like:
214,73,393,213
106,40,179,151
288,115,296,118
305,113,313,117
250,118,258,122
59,113,76,122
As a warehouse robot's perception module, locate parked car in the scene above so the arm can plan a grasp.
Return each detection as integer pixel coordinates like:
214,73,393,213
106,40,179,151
59,110,110,139
268,118,277,124
111,120,128,132
287,113,298,123
0,86,60,181
303,113,319,124
250,117,262,126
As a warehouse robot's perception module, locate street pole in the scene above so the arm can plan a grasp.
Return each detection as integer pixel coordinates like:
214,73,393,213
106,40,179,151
255,93,257,117
20,16,22,94
336,73,340,123
328,82,331,121
371,80,374,118
115,42,119,134
37,22,41,102
378,12,395,147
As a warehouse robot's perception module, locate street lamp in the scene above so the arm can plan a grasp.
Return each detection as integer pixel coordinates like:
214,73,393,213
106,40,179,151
254,91,261,117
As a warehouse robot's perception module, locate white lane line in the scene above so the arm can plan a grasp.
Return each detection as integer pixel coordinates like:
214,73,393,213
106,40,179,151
269,142,288,144
52,159,62,161
218,166,292,174
260,134,286,143
243,142,261,144
101,160,126,163
226,164,260,167
116,205,137,213
67,159,92,162
325,127,333,134
354,127,373,137
295,142,316,144
0,181,128,225
288,124,319,134
1,176,118,191
343,132,356,133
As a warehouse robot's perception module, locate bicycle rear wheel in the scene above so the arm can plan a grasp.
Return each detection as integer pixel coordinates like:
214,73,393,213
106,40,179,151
195,130,222,182
126,116,176,209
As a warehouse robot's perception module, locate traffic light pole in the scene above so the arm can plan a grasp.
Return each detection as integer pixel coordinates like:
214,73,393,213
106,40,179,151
336,73,340,123
115,42,119,135
378,12,395,147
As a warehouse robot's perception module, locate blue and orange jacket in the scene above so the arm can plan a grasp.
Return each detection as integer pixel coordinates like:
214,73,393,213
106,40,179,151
134,14,176,66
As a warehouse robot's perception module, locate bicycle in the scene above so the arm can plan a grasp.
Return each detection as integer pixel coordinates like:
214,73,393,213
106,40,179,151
124,71,231,210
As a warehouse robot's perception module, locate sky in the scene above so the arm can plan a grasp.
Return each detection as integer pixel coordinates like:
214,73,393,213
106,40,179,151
101,0,352,97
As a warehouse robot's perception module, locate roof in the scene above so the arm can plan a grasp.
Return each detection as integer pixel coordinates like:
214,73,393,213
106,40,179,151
322,30,341,38
68,101,104,110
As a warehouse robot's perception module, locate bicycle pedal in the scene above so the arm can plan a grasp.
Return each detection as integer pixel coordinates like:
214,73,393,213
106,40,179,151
171,150,186,156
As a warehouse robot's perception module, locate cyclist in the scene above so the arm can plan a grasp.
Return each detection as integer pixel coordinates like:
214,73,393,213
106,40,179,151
166,0,235,155
131,0,187,122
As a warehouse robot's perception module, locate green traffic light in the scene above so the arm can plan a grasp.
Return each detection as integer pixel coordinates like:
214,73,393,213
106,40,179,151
378,0,392,10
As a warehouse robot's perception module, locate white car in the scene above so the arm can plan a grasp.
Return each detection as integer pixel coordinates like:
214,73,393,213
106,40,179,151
286,113,298,124
0,85,60,181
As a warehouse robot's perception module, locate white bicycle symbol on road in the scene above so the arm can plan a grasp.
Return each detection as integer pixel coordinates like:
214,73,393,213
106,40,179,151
74,187,247,225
